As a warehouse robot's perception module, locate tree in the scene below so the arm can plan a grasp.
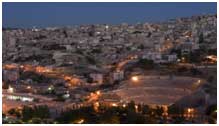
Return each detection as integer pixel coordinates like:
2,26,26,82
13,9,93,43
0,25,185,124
205,104,217,124
126,47,131,51
2,83,9,89
22,105,50,122
91,48,102,54
124,110,147,123
199,45,207,54
207,76,214,83
207,49,217,55
20,71,52,83
177,67,188,73
172,116,185,123
168,105,184,116
31,118,42,123
205,104,217,116
86,56,97,65
168,105,185,123
127,100,135,112
87,77,93,83
190,68,202,76
56,106,96,123
171,49,181,59
54,95,66,102
147,32,152,37
22,106,34,121
63,30,68,38
33,105,50,119
198,33,204,44
154,106,164,117
99,108,120,123
137,58,154,69
138,44,145,50
142,105,150,115
2,113,6,118
7,108,21,118
8,108,16,115
189,51,202,63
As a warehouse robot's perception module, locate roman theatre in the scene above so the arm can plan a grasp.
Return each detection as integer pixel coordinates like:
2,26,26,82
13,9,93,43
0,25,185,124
107,75,205,106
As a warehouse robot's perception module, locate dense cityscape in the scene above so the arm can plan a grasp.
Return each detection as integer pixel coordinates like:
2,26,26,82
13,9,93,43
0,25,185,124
2,14,217,124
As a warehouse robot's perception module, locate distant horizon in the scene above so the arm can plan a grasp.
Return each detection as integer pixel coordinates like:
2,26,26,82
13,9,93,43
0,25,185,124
3,2,217,28
2,13,217,29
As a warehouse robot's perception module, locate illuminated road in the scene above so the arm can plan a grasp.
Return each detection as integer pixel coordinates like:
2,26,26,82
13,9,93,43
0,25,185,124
115,55,138,71
3,64,82,87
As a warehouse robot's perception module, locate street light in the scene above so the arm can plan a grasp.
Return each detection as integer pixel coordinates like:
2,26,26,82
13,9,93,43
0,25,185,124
95,102,99,106
96,90,101,95
20,65,24,69
8,86,14,93
122,104,126,108
26,86,31,89
187,108,194,118
76,119,84,124
94,102,100,112
188,108,192,113
135,105,138,112
131,76,139,82
111,103,118,107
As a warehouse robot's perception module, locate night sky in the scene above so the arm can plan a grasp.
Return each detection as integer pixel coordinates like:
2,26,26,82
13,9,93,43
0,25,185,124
3,2,217,28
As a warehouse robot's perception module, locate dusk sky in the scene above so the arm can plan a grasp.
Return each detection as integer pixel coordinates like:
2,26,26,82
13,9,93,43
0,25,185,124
3,2,217,28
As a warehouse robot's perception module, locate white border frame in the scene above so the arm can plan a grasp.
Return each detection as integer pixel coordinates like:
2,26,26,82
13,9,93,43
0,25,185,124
0,1,218,126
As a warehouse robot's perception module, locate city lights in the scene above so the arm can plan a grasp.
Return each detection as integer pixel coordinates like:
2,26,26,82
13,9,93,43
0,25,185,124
76,119,84,124
2,4,217,124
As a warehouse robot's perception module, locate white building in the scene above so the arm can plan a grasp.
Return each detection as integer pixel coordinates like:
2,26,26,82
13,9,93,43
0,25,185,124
110,70,124,83
166,54,178,62
3,69,19,82
142,52,177,63
142,52,162,62
90,73,104,85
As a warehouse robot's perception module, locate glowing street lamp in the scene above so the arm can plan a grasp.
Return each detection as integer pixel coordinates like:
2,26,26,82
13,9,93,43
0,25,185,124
177,59,181,62
76,119,84,124
94,102,100,112
135,105,138,112
131,76,139,82
187,108,194,118
96,90,101,95
105,25,109,29
181,57,185,63
188,108,192,113
111,103,118,107
8,86,14,93
122,104,126,108
95,102,100,106
26,86,31,89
